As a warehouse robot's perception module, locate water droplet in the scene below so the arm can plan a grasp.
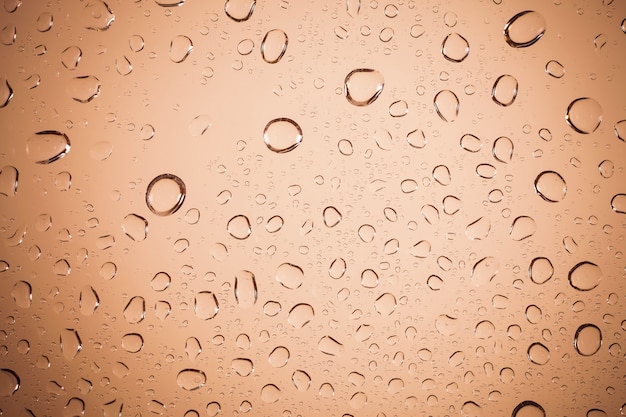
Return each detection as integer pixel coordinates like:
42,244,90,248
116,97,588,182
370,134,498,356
129,34,144,52
0,24,16,45
82,0,115,31
66,75,101,102
146,174,186,216
466,217,491,240
115,55,132,75
614,119,626,142
268,346,290,367
574,323,602,356
406,128,426,148
78,285,99,316
3,0,21,13
512,401,546,417
121,333,144,353
504,11,546,48
379,26,394,42
26,131,70,164
53,259,71,276
441,33,470,62
568,261,602,291
527,342,550,365
509,216,536,240
60,329,82,360
358,224,376,242
410,24,425,38
525,304,542,324
350,391,367,409
328,258,346,279
0,166,17,197
344,69,384,106
155,0,185,6
374,293,397,315
169,35,193,63
475,320,495,339
442,195,462,214
194,291,219,319
231,358,254,376
0,368,19,397
611,194,626,214
565,97,602,134
36,11,53,32
492,136,514,163
492,74,518,106
123,296,145,323
323,206,342,227
234,270,257,307
433,89,459,122
260,29,288,63
545,60,565,78
275,262,304,289
528,257,553,284
318,335,343,355
260,383,281,403
587,410,607,417
122,214,148,241
263,118,302,153
389,100,408,117
461,401,481,416
534,171,567,202
0,77,13,108
471,257,499,286
225,0,255,21
435,314,458,336
227,215,251,239
177,369,206,391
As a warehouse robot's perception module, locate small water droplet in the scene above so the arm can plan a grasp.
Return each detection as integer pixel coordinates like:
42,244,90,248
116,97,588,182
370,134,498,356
568,261,602,291
26,131,70,164
545,60,565,78
433,89,459,122
565,97,602,134
504,11,546,48
261,29,288,63
169,35,193,63
177,369,206,391
534,171,567,202
441,33,470,62
492,74,518,106
344,69,384,106
146,174,186,216
263,118,303,153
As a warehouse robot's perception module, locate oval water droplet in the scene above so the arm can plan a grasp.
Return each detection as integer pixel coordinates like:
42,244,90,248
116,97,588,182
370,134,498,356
360,268,379,288
527,342,550,365
261,29,288,63
288,303,314,328
374,293,397,316
504,10,546,48
60,329,82,360
512,401,546,417
492,74,518,106
433,89,459,122
122,214,148,241
441,33,469,62
177,369,206,391
568,261,602,291
146,174,186,216
0,24,16,46
435,314,458,336
492,136,514,163
471,257,499,286
545,60,565,78
565,97,602,134
155,0,185,6
328,257,346,279
26,131,70,164
323,206,342,227
0,77,13,108
234,270,257,307
231,358,254,376
406,128,426,148
460,133,482,152
0,369,20,396
0,166,18,196
529,257,553,284
510,216,536,240
123,296,145,323
318,336,343,356
574,324,602,356
615,120,626,142
260,384,281,403
194,291,219,319
121,333,144,353
268,346,290,367
534,171,567,202
344,69,384,106
169,35,193,63
66,75,101,102
36,11,53,32
466,217,491,240
225,0,256,22
61,46,82,70
79,285,99,316
82,0,115,31
275,262,304,289
185,337,201,361
263,118,302,153
227,215,251,239
611,194,626,214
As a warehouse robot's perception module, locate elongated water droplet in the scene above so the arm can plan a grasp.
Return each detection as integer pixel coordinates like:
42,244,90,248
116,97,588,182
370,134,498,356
36,12,53,32
292,370,311,391
185,337,201,361
79,285,99,315
177,369,206,391
534,171,567,202
504,10,546,48
0,166,18,196
441,33,469,62
67,75,101,102
261,29,288,63
574,324,602,356
0,24,16,45
115,55,132,75
434,89,459,122
344,69,384,106
510,216,536,240
146,174,186,216
263,118,302,153
26,131,70,164
545,60,565,78
60,329,82,360
234,270,257,307
492,74,518,106
568,261,602,291
0,77,13,107
566,97,602,134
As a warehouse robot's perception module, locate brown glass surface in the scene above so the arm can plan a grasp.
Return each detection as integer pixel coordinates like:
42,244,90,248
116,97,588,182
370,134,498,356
0,0,625,416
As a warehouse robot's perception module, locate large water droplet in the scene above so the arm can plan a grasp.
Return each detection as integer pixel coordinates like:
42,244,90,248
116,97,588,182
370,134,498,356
263,118,302,153
123,296,145,323
194,291,219,319
234,270,257,307
0,77,13,108
36,11,53,32
0,369,20,396
268,346,290,367
82,0,115,31
374,293,397,315
529,257,553,284
121,214,148,241
568,261,602,291
527,342,550,365
60,329,82,360
66,75,101,102
504,11,546,48
574,324,602,356
227,215,252,239
509,216,536,241
0,166,18,196
121,333,144,353
26,131,70,164
534,171,567,202
344,69,384,106
169,35,193,63
434,89,459,122
177,369,206,391
565,97,602,134
492,74,518,106
441,33,469,62
323,206,342,227
79,285,99,316
275,262,304,289
260,29,288,63
61,46,82,70
611,194,626,214
318,336,343,355
545,60,565,78
435,314,459,336
471,257,499,286
225,0,256,22
465,217,491,240
288,303,314,328
146,174,186,216
260,384,281,403
231,358,254,376
0,24,16,46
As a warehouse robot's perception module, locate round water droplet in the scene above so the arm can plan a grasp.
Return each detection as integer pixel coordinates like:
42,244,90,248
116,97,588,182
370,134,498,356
288,303,314,328
534,171,567,202
206,402,221,417
475,320,495,339
0,369,20,396
122,214,148,241
275,262,304,289
268,346,290,367
509,216,536,240
545,60,565,78
350,391,367,409
177,369,206,391
389,100,408,117
574,324,602,356
460,133,482,152
169,35,193,63
611,194,626,214
492,74,518,106
512,401,546,417
123,296,145,323
263,118,303,153
194,291,219,319
360,268,379,288
231,358,254,376
121,333,143,353
227,215,251,239
260,384,281,403
328,258,346,279
441,33,470,62
492,136,514,163
565,97,602,134
323,206,342,227
527,342,550,365
146,174,186,216
568,261,602,291
529,257,553,284
260,29,288,63
504,11,546,48
433,89,459,122
26,131,70,164
225,0,256,22
82,0,115,31
344,69,384,106
66,75,101,102
374,293,397,316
